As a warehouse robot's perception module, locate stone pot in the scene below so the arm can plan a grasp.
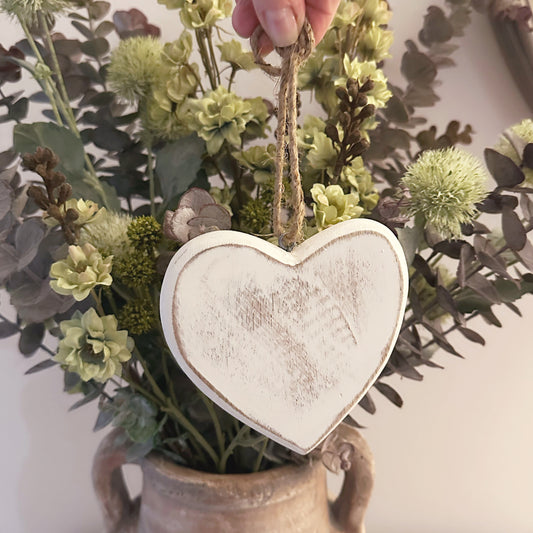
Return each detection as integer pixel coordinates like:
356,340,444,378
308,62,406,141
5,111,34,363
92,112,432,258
93,423,374,533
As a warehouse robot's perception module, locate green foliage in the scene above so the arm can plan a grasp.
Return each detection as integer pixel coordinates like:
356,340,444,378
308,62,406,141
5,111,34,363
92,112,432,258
1,0,532,477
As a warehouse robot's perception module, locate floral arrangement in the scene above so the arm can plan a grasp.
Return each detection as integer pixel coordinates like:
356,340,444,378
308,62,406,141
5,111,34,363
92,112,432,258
1,0,533,474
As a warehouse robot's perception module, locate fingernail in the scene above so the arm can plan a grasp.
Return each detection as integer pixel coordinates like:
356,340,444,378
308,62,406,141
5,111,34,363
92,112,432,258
263,7,299,48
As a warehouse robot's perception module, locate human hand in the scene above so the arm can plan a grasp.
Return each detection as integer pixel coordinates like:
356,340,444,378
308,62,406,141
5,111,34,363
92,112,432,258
232,0,341,53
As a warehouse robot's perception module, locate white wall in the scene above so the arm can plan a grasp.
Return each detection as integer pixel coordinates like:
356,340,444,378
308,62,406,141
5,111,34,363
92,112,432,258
1,1,532,532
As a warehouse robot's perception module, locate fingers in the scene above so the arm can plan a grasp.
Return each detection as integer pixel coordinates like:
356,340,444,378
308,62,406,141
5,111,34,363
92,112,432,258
305,0,341,44
251,0,305,48
232,0,341,50
232,0,260,38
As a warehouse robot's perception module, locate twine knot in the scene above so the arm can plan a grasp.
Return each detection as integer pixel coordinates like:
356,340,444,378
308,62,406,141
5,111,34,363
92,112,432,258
251,21,315,248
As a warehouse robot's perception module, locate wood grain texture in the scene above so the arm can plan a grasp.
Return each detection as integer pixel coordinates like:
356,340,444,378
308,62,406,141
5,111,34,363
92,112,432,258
160,219,408,454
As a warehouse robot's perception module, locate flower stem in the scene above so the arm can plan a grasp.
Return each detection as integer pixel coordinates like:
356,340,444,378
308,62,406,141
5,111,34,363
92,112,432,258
253,437,269,473
200,393,225,458
145,138,156,217
219,424,249,473
134,348,220,468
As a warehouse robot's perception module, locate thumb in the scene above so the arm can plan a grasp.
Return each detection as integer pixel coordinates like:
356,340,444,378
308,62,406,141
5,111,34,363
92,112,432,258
251,0,305,48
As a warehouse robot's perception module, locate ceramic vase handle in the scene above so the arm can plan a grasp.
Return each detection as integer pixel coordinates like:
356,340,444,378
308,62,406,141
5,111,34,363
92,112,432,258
92,429,140,533
330,423,375,533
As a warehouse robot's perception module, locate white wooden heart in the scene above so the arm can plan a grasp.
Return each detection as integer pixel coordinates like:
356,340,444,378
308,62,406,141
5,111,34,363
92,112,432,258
160,219,408,454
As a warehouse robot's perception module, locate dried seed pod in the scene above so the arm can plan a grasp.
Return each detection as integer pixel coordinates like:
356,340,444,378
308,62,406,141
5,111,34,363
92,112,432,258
57,183,72,205
47,204,62,220
357,104,376,122
359,79,374,93
27,185,49,209
48,171,66,189
325,124,340,143
65,208,79,223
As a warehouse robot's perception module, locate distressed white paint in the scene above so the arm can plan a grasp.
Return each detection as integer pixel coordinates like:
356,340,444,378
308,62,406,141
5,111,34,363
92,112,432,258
160,219,408,454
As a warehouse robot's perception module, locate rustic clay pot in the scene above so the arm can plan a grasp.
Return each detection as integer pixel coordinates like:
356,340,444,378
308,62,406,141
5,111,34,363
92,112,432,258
93,424,374,533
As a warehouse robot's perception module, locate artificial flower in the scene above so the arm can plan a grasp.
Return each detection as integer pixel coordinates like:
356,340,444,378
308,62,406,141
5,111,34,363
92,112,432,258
50,243,112,301
402,147,488,239
54,308,133,382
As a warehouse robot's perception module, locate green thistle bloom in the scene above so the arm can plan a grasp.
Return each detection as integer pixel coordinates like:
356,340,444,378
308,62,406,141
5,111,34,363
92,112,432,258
402,147,488,239
494,118,533,184
50,243,113,301
118,298,156,335
79,210,132,260
127,216,162,251
107,36,166,103
311,184,363,230
0,0,69,23
188,86,257,154
55,308,133,383
114,252,156,288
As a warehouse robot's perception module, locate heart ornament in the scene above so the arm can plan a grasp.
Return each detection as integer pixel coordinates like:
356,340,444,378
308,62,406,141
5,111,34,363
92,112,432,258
160,219,408,454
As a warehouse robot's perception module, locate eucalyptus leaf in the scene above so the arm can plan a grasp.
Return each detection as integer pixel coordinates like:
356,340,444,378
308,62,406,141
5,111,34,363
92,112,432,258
374,382,403,408
25,359,58,374
0,321,19,338
484,148,525,187
155,134,205,204
18,322,45,356
15,218,45,269
502,206,527,251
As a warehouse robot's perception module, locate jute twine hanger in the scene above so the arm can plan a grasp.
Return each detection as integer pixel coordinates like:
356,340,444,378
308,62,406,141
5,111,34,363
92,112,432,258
251,21,314,250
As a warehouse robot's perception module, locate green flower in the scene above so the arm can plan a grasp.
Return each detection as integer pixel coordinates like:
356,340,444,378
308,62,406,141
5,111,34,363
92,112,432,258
107,36,166,103
341,158,379,213
357,23,393,62
340,56,391,112
306,131,337,172
79,210,132,260
188,86,258,154
157,0,185,8
331,1,362,29
162,32,193,66
494,118,533,184
402,147,488,239
180,0,231,29
166,64,199,103
0,0,69,23
55,308,133,383
311,184,363,230
217,40,257,71
50,243,113,301
118,298,156,335
233,144,276,184
358,0,392,26
127,216,162,251
144,88,189,140
43,198,103,228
